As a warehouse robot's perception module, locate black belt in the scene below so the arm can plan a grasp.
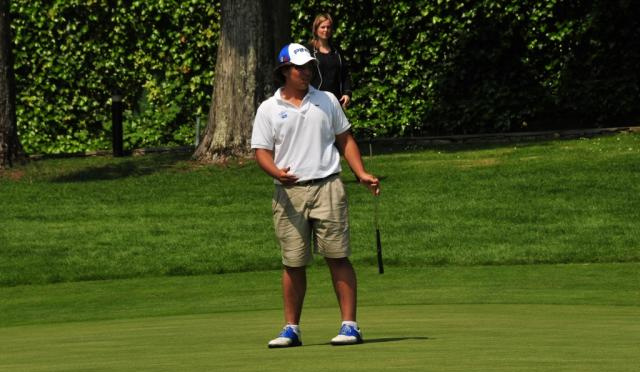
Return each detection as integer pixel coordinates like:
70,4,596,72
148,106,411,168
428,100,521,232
295,173,340,186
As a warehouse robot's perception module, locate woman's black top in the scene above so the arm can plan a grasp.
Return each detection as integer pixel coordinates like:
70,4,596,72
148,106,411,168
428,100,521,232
309,45,353,101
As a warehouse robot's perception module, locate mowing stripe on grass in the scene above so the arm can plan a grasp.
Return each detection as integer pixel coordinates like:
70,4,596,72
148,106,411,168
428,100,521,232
1,263,638,328
2,133,639,285
1,304,638,372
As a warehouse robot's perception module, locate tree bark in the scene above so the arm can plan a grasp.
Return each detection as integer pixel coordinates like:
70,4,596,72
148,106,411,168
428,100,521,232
0,0,21,168
193,0,290,162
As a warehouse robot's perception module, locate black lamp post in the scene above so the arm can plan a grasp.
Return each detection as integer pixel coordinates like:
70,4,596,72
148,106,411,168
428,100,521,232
111,91,123,157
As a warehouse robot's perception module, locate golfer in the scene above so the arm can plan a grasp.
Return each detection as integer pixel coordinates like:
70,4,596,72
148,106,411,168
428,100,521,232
251,43,379,348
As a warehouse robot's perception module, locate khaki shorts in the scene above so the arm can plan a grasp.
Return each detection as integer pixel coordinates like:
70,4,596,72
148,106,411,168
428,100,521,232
272,174,350,267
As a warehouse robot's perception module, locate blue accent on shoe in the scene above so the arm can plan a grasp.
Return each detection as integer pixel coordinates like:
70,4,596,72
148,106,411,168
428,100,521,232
278,326,298,339
339,324,362,338
268,326,302,348
331,324,363,345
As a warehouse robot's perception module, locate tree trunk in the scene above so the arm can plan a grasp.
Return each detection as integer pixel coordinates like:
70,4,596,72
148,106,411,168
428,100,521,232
0,0,21,168
193,0,290,162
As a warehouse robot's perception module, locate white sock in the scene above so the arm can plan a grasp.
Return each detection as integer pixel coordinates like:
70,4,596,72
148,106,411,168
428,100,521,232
286,324,300,334
341,321,358,328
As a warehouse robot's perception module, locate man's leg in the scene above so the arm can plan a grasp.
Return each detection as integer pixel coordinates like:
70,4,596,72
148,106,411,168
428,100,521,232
325,257,356,321
268,265,306,348
283,265,307,324
326,257,363,345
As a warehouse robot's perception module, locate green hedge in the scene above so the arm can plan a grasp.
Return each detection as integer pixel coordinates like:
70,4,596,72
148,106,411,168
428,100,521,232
293,0,640,137
11,0,219,154
10,0,640,153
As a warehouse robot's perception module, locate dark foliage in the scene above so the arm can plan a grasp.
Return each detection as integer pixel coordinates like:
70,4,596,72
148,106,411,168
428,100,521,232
9,0,640,153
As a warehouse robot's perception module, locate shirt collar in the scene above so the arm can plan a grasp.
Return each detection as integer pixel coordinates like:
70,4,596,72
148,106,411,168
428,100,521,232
275,86,317,102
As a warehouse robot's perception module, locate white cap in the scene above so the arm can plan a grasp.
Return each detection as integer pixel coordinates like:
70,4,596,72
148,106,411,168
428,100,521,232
276,43,317,67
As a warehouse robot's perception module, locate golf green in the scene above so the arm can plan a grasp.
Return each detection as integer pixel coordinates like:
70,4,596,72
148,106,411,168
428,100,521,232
2,303,638,372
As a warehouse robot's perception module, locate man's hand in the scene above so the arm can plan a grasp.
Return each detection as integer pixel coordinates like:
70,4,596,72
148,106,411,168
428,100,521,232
339,95,351,109
358,172,380,196
255,149,299,185
276,166,299,185
334,131,379,195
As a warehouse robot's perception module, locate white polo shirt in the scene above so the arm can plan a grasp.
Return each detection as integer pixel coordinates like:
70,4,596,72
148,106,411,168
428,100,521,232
251,86,350,183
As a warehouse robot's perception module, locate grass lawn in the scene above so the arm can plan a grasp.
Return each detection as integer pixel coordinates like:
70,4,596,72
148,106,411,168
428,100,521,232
3,304,638,372
1,264,639,372
1,132,639,285
1,132,638,371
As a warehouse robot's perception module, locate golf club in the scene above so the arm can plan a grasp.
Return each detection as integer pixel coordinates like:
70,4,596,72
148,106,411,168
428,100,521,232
374,194,384,274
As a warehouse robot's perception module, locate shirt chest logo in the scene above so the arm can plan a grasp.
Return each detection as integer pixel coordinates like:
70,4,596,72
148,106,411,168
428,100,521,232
278,111,288,119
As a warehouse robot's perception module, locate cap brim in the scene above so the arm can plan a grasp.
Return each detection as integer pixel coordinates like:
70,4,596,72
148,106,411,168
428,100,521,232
272,56,318,85
291,56,317,66
273,57,317,73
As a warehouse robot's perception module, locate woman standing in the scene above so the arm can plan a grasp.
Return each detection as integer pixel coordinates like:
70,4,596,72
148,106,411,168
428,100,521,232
308,13,353,109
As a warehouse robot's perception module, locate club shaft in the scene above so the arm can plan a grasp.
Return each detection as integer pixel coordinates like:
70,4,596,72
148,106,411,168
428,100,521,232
376,228,384,274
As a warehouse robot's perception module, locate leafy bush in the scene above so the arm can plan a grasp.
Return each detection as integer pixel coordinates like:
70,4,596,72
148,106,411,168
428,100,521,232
11,0,219,154
293,0,640,136
10,0,640,153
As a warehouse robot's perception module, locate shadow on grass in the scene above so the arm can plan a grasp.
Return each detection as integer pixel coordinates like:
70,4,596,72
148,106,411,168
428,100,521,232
363,336,431,344
357,138,558,156
354,127,627,156
50,153,193,183
305,336,430,347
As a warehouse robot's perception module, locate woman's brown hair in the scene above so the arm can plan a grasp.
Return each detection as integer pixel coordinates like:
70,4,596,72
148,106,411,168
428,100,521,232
310,13,333,49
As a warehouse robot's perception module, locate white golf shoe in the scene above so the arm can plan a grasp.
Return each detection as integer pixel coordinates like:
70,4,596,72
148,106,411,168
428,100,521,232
268,325,302,348
330,324,363,345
